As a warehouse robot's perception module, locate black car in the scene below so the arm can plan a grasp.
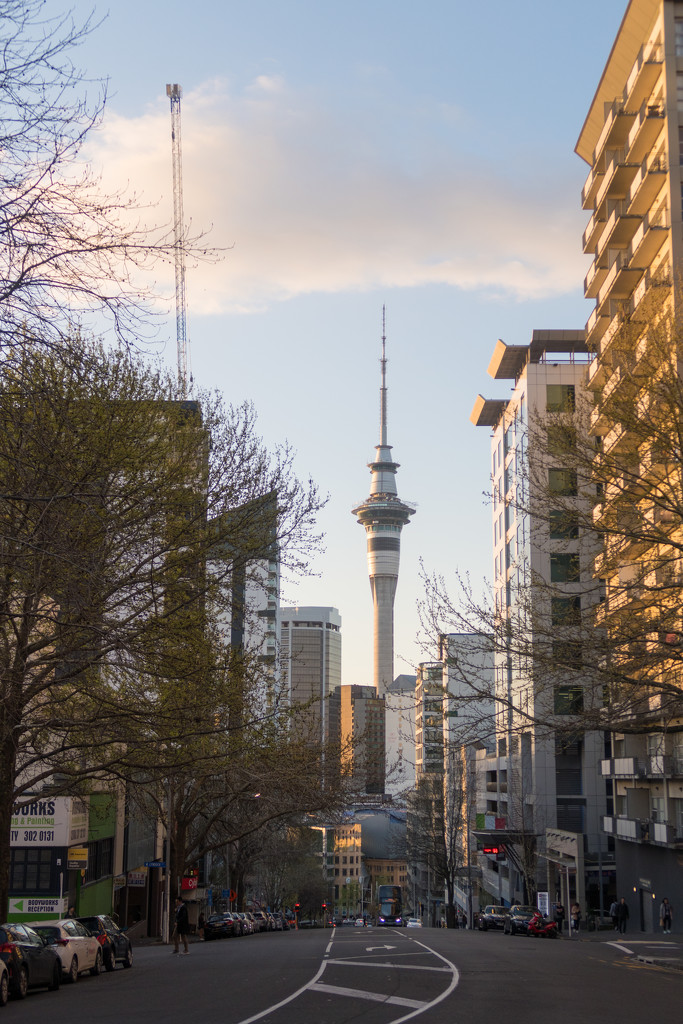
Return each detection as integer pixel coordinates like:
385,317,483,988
0,923,62,998
503,906,538,935
477,905,509,931
204,914,234,941
77,915,133,970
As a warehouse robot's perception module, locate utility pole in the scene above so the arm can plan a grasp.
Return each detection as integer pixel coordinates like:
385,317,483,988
166,83,189,396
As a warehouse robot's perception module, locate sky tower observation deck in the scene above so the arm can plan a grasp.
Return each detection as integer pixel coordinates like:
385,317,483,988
352,330,416,697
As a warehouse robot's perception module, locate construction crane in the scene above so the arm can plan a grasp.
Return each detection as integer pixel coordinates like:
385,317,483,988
166,83,189,396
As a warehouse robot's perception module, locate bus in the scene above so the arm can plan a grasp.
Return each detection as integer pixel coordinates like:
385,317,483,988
377,885,403,926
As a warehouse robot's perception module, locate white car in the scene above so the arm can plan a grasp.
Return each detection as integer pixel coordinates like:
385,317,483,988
354,917,366,928
34,919,102,982
406,918,423,928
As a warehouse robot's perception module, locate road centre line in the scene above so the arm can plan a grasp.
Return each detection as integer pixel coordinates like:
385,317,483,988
312,983,426,1009
328,957,452,972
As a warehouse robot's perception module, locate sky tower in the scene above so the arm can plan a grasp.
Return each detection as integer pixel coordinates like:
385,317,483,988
352,313,416,696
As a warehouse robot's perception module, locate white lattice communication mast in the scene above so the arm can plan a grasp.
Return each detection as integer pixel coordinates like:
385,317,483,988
166,83,188,396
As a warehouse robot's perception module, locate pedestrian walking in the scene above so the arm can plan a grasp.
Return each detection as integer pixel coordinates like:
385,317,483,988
570,902,581,937
172,897,190,955
660,898,673,934
615,896,629,935
554,902,565,935
609,899,618,930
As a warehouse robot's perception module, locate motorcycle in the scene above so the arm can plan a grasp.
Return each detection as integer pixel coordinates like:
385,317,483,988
527,911,558,938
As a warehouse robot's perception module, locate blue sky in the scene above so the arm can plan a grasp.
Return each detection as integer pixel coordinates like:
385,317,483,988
66,0,628,684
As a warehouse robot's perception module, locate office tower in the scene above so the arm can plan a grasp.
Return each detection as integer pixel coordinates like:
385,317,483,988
577,0,683,924
384,674,417,797
280,606,341,740
352,327,416,696
329,684,386,795
470,332,609,911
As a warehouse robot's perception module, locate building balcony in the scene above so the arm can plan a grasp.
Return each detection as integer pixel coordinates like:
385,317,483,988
601,756,647,778
587,353,607,389
628,156,667,216
602,815,682,846
584,253,609,299
583,210,607,253
624,42,663,110
593,100,637,170
595,204,641,260
626,102,665,165
582,161,605,210
596,252,644,309
585,304,611,348
629,210,669,269
594,152,639,212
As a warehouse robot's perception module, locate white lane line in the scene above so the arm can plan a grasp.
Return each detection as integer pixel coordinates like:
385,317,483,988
328,958,452,973
607,942,634,954
312,982,426,1009
388,936,460,1024
233,929,336,1024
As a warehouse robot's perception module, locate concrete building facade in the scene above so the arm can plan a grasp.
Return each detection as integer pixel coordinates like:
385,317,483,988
280,606,341,742
471,332,611,912
577,0,683,927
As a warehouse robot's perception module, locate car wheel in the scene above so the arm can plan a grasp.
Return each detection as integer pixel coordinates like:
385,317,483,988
68,956,78,983
48,961,61,991
14,966,28,1000
0,971,8,1007
123,946,133,969
104,945,115,972
90,950,102,977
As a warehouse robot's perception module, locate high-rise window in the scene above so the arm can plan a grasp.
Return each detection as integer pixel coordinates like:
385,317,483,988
676,20,683,56
550,509,580,539
546,384,575,412
548,469,578,496
550,553,580,582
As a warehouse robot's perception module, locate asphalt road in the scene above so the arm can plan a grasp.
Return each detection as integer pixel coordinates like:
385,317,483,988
5,926,682,1024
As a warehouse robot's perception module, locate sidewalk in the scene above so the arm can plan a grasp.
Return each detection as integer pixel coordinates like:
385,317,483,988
575,929,683,972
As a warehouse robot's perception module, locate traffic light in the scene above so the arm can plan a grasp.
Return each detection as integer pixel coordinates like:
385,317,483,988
322,902,327,910
481,845,500,855
294,902,300,913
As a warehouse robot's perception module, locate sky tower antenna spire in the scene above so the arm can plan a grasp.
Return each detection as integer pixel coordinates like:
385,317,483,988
380,305,387,446
166,83,189,397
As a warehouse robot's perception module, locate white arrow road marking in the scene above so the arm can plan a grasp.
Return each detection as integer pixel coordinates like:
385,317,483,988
366,944,396,951
312,983,426,1009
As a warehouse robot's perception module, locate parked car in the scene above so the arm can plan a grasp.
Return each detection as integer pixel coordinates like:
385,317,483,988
503,906,538,935
250,911,268,933
236,913,253,935
406,918,423,928
0,959,7,1006
204,914,234,941
271,913,284,931
34,920,101,981
76,915,133,970
0,923,61,998
477,905,509,931
227,912,245,936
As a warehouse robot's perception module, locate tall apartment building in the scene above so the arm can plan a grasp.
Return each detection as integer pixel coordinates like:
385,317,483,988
470,332,610,911
578,0,683,926
329,684,386,795
280,606,341,742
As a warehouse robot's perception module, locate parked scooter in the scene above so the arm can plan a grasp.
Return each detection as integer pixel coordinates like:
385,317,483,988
527,911,558,938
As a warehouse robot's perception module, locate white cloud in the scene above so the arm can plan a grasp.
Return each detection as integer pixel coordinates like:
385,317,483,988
84,77,587,314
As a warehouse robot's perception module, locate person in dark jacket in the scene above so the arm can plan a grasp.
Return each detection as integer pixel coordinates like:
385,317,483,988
173,897,190,954
616,897,630,934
